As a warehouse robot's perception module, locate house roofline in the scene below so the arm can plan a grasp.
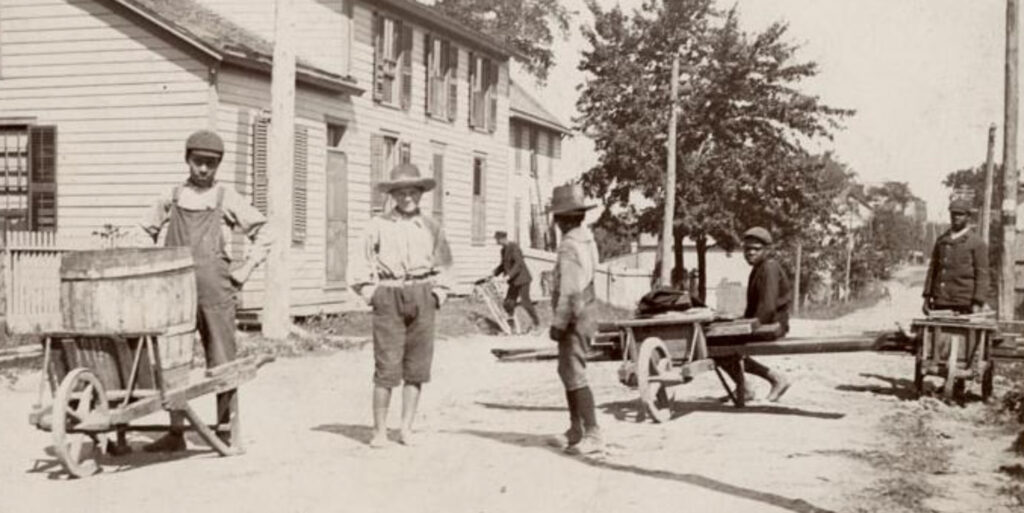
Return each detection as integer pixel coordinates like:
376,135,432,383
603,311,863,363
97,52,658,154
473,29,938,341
373,0,518,60
511,109,571,135
109,0,364,96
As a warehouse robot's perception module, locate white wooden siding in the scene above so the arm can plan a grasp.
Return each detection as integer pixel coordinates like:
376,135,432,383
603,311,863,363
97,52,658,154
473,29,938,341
199,0,352,76
0,0,210,238
346,1,510,288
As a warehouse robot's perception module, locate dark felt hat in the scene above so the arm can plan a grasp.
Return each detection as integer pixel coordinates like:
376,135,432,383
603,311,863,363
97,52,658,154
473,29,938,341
185,130,224,155
948,198,973,214
549,184,596,216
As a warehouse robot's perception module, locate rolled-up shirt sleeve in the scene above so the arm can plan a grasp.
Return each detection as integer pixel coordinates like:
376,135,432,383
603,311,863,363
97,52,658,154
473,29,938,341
138,192,173,243
348,219,380,291
552,244,585,330
222,189,273,269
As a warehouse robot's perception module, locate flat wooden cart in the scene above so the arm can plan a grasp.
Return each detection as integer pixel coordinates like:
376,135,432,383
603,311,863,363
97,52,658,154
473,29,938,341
607,313,887,422
29,329,258,478
911,317,997,400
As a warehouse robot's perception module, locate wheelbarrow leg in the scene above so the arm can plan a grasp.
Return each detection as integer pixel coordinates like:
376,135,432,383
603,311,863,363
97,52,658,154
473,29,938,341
216,389,242,453
181,403,240,457
713,356,747,408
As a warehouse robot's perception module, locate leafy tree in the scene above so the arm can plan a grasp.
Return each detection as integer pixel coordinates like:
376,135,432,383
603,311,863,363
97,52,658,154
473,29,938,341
576,0,852,298
431,0,571,82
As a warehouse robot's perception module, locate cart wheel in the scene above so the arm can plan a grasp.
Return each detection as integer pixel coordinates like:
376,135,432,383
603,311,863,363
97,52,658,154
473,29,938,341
981,362,994,402
52,368,109,478
636,337,674,423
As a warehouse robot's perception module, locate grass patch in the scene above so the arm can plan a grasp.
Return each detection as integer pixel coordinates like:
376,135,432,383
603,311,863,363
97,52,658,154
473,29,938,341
796,292,885,320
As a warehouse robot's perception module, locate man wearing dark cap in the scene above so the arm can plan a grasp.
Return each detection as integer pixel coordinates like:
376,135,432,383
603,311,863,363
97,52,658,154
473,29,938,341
492,230,540,330
923,198,990,315
140,129,274,452
547,184,603,455
721,226,793,402
350,162,453,448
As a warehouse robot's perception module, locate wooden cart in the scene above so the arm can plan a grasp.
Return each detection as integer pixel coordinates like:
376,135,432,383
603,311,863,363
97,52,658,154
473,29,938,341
609,312,886,422
911,317,997,400
29,329,258,478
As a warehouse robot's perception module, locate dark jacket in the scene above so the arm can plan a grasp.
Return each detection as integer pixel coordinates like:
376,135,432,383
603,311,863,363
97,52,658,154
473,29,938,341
745,257,792,335
493,241,531,286
923,228,990,308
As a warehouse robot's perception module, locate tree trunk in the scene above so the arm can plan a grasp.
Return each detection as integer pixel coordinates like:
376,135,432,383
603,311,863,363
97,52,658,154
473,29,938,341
672,224,685,288
696,234,708,302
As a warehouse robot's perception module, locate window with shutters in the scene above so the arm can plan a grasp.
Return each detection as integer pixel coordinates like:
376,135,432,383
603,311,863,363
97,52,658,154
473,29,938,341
512,124,523,174
529,127,538,178
0,125,57,232
370,134,399,215
373,13,413,110
251,118,310,243
468,53,499,132
471,156,486,245
425,34,458,122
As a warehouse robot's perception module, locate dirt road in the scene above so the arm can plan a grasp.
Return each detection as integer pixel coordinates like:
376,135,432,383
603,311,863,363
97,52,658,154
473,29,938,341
1,268,1020,512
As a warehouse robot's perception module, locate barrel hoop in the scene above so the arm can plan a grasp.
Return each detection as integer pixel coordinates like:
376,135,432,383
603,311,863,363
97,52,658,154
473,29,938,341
60,259,194,280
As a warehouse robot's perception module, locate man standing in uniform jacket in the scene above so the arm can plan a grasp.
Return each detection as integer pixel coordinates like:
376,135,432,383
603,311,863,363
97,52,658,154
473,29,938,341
492,231,541,329
923,198,990,315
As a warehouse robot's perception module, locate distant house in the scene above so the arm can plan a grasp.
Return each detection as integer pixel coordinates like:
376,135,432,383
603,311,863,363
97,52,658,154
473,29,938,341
507,80,570,251
0,0,523,319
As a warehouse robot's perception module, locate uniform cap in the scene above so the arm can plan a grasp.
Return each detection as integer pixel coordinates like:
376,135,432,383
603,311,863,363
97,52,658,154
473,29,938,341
494,231,508,239
948,198,973,214
185,130,224,155
742,226,773,245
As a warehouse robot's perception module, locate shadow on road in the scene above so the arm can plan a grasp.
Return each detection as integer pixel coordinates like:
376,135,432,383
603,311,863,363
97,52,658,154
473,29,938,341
454,428,836,513
599,398,845,422
835,373,919,401
311,423,375,445
26,435,212,480
475,401,564,412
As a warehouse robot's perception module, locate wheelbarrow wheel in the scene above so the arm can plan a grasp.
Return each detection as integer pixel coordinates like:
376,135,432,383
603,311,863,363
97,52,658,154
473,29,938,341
636,337,675,423
53,368,110,478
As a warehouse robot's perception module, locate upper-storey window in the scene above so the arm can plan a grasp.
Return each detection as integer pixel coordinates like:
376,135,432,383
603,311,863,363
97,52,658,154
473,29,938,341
425,34,458,122
468,53,498,132
373,13,413,110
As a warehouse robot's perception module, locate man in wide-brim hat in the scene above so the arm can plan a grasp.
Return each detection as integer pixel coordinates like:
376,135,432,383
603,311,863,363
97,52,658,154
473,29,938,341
546,184,604,455
349,162,452,448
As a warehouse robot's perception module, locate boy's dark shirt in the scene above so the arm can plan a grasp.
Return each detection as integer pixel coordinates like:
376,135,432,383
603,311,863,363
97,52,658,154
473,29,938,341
745,257,792,334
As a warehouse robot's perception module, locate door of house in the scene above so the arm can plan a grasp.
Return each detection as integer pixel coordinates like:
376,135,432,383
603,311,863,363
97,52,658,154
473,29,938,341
325,150,348,287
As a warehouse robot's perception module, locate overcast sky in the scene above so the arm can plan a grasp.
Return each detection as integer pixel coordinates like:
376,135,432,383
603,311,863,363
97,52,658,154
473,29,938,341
516,0,1011,221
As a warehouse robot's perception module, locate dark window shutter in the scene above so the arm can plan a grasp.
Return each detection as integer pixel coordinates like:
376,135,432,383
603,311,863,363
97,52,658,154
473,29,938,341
447,44,459,121
425,34,434,116
400,23,413,110
28,125,57,232
487,60,498,132
292,126,308,244
432,152,444,223
468,53,478,128
373,14,385,102
252,116,270,214
370,134,385,214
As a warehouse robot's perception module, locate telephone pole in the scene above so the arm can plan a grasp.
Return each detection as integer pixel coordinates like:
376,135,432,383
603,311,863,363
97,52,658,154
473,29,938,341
1000,0,1019,321
982,123,996,243
263,0,296,338
659,56,679,288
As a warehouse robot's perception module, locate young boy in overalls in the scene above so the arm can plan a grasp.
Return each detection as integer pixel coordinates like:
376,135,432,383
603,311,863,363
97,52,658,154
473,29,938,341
139,130,273,452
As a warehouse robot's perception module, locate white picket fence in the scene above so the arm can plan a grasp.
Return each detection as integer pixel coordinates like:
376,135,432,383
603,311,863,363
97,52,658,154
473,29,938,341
2,231,102,333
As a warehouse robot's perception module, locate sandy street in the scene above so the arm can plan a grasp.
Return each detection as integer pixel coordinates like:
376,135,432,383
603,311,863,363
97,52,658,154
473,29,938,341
1,267,1021,513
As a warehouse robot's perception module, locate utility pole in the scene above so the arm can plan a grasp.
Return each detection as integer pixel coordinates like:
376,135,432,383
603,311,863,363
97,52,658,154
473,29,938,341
1001,0,1019,321
659,55,679,288
263,0,296,339
982,123,997,243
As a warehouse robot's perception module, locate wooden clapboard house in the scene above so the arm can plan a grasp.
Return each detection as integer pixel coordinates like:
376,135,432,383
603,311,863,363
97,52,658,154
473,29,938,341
0,0,523,320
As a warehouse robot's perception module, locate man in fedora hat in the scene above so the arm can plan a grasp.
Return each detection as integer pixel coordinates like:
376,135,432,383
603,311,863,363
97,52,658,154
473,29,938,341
491,230,540,331
718,226,792,403
923,198,990,315
547,183,603,455
139,129,274,453
350,162,453,448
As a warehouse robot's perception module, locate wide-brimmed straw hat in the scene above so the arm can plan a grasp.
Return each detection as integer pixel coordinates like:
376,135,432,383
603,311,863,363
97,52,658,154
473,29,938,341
549,184,596,216
377,163,436,193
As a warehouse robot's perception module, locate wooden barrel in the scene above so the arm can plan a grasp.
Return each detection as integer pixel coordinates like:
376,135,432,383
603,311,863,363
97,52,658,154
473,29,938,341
60,247,197,334
59,248,198,390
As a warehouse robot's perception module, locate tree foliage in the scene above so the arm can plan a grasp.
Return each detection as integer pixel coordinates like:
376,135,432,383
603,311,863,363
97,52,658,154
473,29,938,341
431,0,571,82
575,0,853,295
